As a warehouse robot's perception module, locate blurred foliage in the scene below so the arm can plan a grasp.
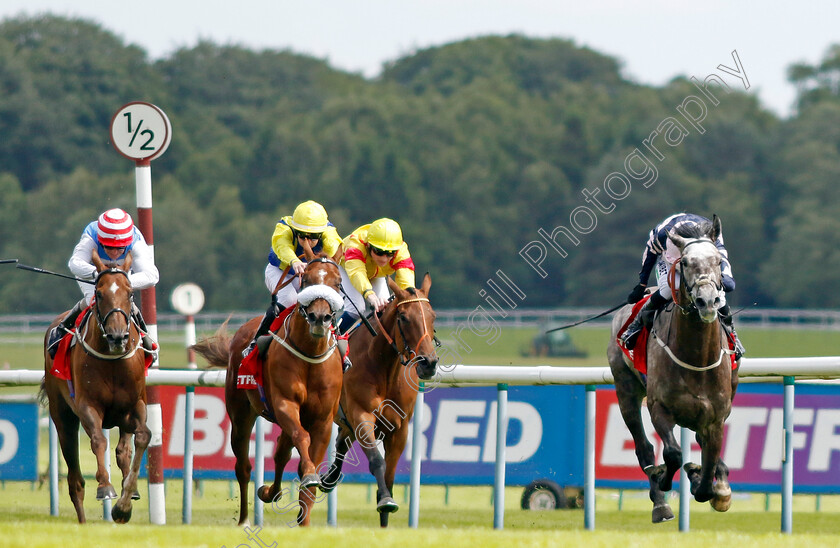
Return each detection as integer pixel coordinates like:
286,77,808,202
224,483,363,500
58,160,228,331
0,15,837,312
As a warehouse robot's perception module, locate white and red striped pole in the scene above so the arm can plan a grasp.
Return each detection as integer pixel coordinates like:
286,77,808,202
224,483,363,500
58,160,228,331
135,158,165,524
110,102,172,525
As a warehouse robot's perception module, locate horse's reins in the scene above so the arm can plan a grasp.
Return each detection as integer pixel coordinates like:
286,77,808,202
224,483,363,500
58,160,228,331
373,297,437,366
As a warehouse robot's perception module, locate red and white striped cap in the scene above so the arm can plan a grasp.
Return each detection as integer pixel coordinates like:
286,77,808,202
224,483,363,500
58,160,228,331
96,208,134,247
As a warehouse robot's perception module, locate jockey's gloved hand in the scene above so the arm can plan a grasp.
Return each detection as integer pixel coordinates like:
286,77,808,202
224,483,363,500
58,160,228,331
627,283,646,304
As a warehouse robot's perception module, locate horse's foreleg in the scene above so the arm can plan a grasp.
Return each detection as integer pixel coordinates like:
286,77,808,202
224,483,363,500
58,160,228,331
711,459,732,512
51,399,86,523
613,381,673,523
648,402,681,493
258,431,293,505
111,402,150,524
353,414,396,520
378,429,409,528
320,426,352,492
273,401,317,485
690,424,725,504
76,404,116,501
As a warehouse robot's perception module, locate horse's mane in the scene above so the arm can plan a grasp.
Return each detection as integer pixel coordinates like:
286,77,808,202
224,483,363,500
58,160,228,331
674,220,712,240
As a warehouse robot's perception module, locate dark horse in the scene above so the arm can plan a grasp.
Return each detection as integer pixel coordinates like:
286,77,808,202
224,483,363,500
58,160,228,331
41,253,150,523
607,217,739,523
192,251,344,526
321,274,438,527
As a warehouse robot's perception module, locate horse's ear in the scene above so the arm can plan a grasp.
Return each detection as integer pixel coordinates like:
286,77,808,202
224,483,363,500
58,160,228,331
301,238,315,262
711,214,722,241
122,251,133,273
667,231,687,250
91,250,106,273
387,277,406,299
420,272,432,295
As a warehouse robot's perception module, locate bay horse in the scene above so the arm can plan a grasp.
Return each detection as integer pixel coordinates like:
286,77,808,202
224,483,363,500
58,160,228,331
321,273,438,527
607,217,739,523
192,251,344,526
40,253,150,523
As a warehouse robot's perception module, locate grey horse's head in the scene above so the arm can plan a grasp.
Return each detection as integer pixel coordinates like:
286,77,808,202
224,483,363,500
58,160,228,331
667,216,724,323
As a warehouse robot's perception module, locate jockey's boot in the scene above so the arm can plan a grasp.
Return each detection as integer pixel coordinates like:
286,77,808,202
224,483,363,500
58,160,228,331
620,291,668,350
335,312,355,371
131,305,158,356
242,300,280,359
336,336,352,372
719,304,746,361
48,298,86,359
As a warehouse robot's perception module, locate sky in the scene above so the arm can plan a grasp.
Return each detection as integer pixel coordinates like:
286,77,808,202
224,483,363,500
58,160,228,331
1,1,839,118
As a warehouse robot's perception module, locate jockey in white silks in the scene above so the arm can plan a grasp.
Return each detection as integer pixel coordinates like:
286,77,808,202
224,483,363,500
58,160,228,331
47,208,159,358
620,213,744,359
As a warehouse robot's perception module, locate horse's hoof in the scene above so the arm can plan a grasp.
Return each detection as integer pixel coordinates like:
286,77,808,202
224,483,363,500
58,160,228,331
111,505,132,524
377,497,399,513
257,485,274,503
652,504,675,523
711,494,732,512
96,485,117,501
318,477,336,493
300,474,320,490
130,491,141,501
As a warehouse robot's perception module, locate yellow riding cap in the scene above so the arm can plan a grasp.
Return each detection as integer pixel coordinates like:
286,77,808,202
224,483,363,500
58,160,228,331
367,218,403,251
289,200,329,233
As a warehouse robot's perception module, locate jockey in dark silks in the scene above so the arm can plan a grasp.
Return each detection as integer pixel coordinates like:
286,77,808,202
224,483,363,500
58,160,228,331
620,213,745,359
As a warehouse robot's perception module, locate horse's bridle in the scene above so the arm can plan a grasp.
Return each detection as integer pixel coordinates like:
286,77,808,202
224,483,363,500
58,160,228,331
374,296,440,366
668,239,723,315
75,268,141,360
296,257,343,327
92,268,134,334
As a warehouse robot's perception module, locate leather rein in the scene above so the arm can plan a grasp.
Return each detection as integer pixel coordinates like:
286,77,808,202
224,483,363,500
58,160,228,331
373,296,438,366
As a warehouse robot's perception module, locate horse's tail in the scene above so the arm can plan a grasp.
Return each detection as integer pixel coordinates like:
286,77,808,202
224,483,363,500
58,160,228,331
191,318,232,369
37,378,48,407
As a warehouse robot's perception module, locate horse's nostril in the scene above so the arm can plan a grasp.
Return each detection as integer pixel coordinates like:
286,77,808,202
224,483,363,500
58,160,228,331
696,297,706,308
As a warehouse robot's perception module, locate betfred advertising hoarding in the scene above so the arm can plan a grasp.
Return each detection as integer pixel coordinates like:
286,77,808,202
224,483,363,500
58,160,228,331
159,383,840,493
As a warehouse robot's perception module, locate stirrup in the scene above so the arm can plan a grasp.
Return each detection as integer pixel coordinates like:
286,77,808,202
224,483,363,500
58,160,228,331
242,339,257,359
342,356,352,372
620,322,642,348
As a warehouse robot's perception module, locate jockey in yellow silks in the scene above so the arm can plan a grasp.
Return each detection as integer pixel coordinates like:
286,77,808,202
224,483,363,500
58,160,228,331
242,200,343,358
338,218,415,332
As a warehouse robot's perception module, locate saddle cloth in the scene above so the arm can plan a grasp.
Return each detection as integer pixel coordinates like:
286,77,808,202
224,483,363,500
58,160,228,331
616,294,652,374
237,304,295,390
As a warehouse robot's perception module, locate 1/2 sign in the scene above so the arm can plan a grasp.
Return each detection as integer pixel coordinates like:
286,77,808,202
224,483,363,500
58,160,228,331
110,102,172,162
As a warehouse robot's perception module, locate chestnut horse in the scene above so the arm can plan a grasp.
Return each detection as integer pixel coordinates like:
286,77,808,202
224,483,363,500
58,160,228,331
40,254,150,523
607,218,739,523
321,274,438,527
192,252,344,526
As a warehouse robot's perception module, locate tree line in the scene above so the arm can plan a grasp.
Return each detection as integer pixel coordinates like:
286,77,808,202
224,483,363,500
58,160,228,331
1,15,839,314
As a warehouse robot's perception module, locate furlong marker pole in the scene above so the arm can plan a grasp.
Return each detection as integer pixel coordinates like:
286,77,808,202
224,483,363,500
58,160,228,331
136,158,166,524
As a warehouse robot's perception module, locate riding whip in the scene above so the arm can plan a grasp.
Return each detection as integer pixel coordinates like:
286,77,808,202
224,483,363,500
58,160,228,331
0,259,19,264
545,302,625,333
339,284,378,337
15,263,95,285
